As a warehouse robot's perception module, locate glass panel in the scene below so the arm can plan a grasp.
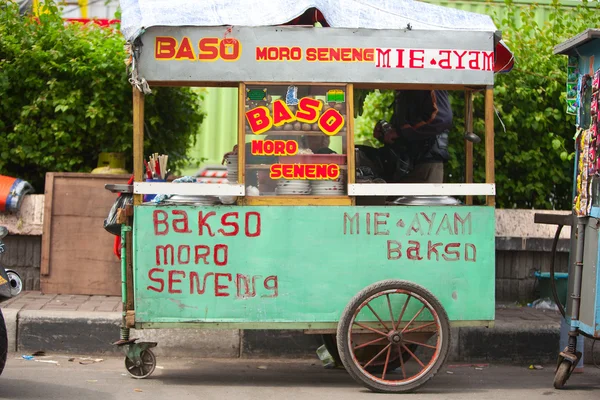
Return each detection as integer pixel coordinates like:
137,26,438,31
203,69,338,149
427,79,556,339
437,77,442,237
243,84,348,196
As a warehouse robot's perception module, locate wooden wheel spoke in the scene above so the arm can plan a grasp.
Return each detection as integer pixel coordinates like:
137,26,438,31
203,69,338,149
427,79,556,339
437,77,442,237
402,339,437,349
366,303,390,331
401,305,426,333
402,344,425,368
386,294,396,330
354,322,388,336
403,321,437,335
398,346,407,380
381,345,392,380
362,343,391,369
396,295,411,329
353,336,387,350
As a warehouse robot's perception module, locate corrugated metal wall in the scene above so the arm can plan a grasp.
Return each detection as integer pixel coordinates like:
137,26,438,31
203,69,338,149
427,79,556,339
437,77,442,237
183,0,582,172
181,87,238,175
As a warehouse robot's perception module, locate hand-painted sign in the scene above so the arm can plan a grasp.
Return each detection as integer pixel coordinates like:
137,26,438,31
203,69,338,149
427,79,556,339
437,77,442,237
133,205,495,324
138,27,495,85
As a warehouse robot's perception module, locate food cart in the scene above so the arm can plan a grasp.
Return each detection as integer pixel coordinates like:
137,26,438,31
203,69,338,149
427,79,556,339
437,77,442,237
548,29,600,389
111,0,514,393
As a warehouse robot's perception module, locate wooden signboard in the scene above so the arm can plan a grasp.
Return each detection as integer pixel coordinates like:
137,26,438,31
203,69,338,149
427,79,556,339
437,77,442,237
133,205,495,326
41,173,130,295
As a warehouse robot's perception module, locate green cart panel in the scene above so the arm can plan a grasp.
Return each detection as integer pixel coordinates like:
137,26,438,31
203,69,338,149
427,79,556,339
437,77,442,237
133,205,495,325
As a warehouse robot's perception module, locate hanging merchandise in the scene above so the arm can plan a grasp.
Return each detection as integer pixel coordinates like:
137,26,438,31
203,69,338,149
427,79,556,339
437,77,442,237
575,129,593,216
567,56,579,115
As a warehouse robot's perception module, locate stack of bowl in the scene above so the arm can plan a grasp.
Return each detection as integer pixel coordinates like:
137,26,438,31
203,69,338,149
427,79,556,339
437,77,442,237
226,155,238,183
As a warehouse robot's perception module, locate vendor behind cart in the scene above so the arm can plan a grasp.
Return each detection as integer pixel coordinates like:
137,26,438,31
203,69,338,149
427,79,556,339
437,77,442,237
373,90,453,183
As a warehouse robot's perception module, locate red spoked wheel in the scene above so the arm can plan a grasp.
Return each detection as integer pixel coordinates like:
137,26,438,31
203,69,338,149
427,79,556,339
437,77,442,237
337,280,451,393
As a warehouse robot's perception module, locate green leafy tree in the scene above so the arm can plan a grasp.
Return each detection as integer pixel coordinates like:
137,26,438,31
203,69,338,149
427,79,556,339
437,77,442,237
354,0,600,209
0,1,205,191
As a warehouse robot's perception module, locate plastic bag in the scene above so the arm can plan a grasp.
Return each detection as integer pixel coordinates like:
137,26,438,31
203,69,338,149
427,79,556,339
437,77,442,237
103,194,133,236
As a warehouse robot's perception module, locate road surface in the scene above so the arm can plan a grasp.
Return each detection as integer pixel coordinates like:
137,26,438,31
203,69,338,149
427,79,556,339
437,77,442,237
1,353,599,399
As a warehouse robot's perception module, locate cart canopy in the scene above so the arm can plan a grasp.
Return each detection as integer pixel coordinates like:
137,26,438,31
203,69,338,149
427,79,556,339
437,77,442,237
120,0,513,73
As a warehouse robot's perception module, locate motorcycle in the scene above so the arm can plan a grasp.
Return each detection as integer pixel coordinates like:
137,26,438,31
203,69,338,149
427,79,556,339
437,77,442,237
0,226,23,376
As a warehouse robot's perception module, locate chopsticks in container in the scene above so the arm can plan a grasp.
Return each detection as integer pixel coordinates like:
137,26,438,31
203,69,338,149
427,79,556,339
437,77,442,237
145,154,169,180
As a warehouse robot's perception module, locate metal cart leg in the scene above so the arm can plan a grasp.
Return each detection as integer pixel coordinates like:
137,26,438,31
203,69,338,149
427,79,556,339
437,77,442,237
554,218,585,389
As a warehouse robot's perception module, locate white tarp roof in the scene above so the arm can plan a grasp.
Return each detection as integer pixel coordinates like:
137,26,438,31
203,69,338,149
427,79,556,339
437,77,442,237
120,0,499,42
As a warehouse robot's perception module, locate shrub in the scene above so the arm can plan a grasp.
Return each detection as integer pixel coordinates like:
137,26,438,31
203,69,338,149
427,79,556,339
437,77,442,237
0,1,205,191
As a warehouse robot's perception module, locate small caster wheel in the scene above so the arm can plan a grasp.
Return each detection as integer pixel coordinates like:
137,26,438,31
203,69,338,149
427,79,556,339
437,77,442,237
125,348,156,379
554,360,572,389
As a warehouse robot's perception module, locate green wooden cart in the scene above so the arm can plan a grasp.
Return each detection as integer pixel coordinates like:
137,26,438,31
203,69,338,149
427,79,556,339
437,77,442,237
110,2,514,393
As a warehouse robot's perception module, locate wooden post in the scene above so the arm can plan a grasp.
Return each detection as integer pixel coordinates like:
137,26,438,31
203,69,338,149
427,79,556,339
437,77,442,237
346,84,356,205
237,83,246,205
465,91,474,205
133,87,145,206
484,87,495,206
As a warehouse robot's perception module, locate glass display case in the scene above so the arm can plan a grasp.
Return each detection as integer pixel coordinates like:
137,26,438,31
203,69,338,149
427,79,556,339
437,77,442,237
243,84,349,197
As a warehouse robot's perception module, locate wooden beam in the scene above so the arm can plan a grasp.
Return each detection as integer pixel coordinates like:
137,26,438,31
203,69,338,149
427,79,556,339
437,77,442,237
237,83,246,206
133,88,144,206
465,91,474,205
484,87,495,206
346,84,356,205
40,173,55,276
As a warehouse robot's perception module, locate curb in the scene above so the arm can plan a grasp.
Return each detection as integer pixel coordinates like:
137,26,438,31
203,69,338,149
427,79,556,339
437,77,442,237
8,310,600,365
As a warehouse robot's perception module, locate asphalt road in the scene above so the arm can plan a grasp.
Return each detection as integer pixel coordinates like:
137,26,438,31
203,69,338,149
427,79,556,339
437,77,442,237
1,353,599,400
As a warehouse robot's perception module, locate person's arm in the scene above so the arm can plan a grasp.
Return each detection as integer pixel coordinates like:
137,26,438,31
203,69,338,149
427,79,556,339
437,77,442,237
398,91,453,141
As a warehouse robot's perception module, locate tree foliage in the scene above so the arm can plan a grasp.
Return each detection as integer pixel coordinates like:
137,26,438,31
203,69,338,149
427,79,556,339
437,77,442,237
354,0,600,209
0,1,205,191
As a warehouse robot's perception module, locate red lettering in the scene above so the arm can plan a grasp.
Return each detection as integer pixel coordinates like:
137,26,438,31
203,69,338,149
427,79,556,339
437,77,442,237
148,268,164,292
172,210,191,233
175,37,195,60
195,245,210,265
364,48,374,62
218,212,239,236
263,276,279,298
366,212,371,235
374,213,389,235
168,270,185,294
465,243,476,262
272,100,294,126
270,164,282,179
306,48,317,62
156,244,174,266
318,108,345,136
220,39,240,61
453,50,467,70
387,240,402,260
256,47,268,60
409,50,425,68
215,273,232,297
155,37,176,59
251,140,263,155
198,37,219,61
236,274,256,298
317,47,328,61
274,140,285,155
214,244,228,266
442,243,460,261
153,210,169,235
285,140,298,155
178,245,190,264
407,240,423,260
427,241,443,261
245,106,273,135
198,211,216,236
296,98,322,124
438,50,452,70
376,48,391,68
190,271,213,294
245,212,261,237
483,51,494,71
468,51,480,70
395,49,405,68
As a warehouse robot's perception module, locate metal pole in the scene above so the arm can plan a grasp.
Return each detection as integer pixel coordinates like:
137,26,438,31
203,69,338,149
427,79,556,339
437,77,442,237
568,218,586,351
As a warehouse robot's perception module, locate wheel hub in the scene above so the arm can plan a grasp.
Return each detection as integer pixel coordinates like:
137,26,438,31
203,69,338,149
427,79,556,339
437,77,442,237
388,331,402,344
